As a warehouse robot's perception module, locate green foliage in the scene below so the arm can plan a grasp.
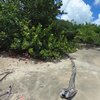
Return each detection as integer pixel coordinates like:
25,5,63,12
9,22,76,59
20,0,62,27
0,0,24,49
0,31,8,49
52,20,77,41
75,24,100,45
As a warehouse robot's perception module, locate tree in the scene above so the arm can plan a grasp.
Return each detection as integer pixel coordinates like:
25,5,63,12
19,0,62,27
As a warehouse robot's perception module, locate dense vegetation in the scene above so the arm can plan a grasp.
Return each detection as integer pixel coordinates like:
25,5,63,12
0,0,100,59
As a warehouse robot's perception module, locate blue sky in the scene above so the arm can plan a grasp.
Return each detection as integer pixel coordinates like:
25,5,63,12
84,0,100,19
60,0,100,25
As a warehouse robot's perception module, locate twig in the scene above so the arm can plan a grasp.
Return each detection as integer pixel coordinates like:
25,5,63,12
60,53,77,100
0,91,9,97
0,71,13,82
0,71,13,99
8,85,12,97
0,85,12,98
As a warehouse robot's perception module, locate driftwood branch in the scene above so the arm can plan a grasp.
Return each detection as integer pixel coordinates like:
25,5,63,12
0,86,12,97
60,54,77,100
0,71,13,82
0,71,13,98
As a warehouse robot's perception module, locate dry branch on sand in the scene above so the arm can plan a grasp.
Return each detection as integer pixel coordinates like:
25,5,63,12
0,71,13,99
60,54,77,100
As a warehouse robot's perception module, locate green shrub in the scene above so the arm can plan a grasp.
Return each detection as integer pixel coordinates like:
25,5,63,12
9,22,76,59
75,25,100,46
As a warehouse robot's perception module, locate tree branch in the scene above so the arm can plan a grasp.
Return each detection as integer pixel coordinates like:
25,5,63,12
0,71,13,82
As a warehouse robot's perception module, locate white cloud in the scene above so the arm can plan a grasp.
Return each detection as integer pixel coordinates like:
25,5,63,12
60,0,93,24
92,14,100,25
94,0,100,5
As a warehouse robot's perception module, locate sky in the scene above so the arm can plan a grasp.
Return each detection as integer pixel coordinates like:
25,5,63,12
59,0,100,25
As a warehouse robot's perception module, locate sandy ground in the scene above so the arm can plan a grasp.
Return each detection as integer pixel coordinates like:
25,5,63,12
0,48,100,100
